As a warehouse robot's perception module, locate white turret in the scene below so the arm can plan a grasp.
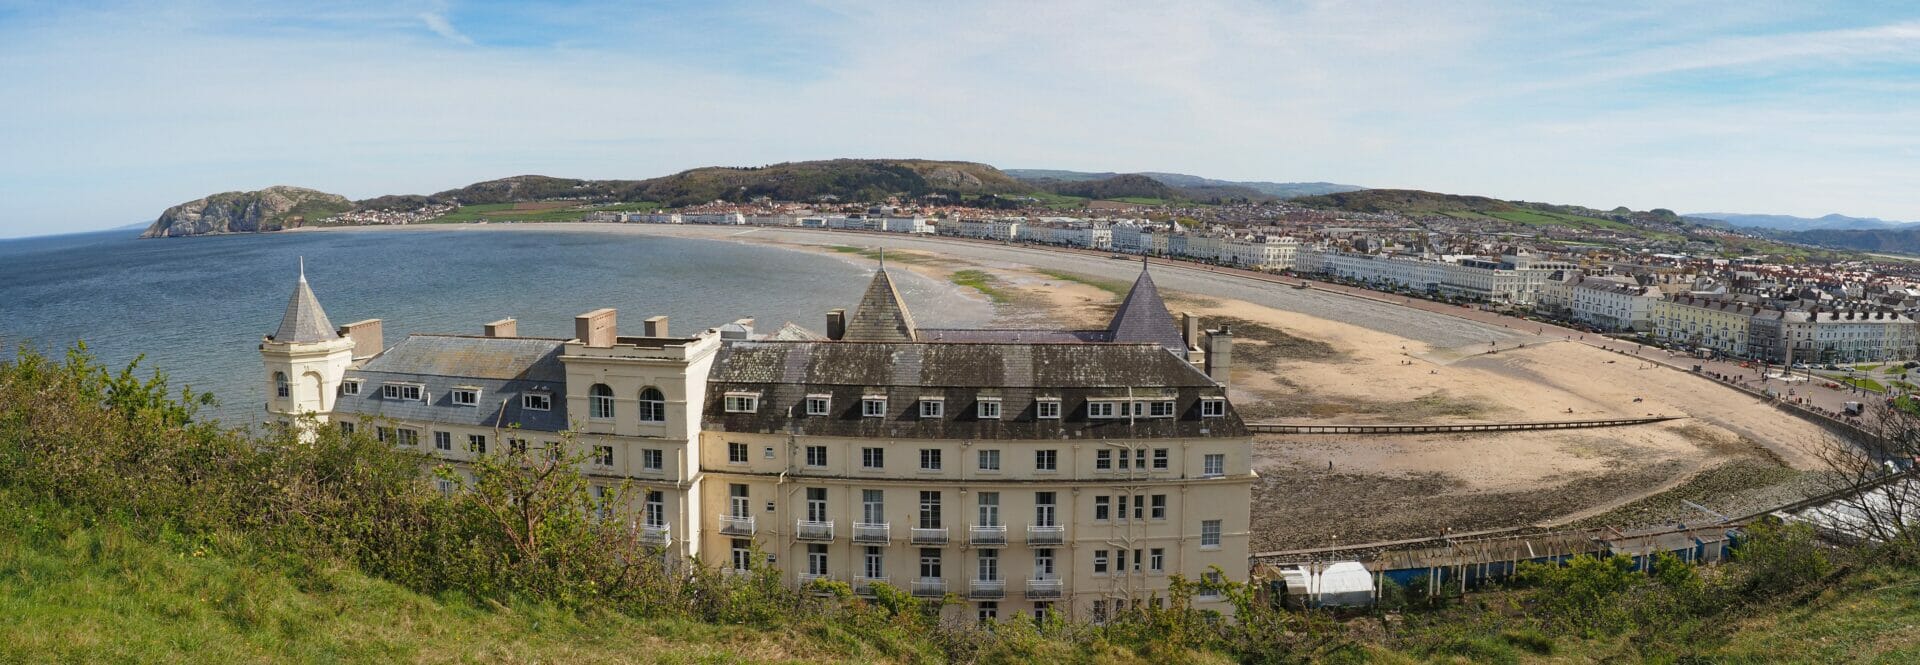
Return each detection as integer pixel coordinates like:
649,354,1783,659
260,259,356,427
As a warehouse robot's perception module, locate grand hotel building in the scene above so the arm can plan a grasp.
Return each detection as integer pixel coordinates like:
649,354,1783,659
261,259,1254,622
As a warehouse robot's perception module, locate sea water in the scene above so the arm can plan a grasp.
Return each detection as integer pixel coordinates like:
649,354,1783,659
0,227,976,425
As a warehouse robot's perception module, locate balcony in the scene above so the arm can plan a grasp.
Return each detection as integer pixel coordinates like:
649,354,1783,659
719,515,756,537
798,572,829,586
969,579,1006,600
853,576,887,596
795,519,835,542
969,524,1008,547
853,522,891,543
639,522,672,546
1026,524,1065,545
910,526,949,545
1025,578,1063,599
911,577,947,598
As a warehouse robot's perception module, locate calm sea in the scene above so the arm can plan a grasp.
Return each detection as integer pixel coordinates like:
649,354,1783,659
0,228,978,425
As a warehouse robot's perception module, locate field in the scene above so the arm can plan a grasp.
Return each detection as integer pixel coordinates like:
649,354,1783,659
432,201,659,223
1019,191,1091,210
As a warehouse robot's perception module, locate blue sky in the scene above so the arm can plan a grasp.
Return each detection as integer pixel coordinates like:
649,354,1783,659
2,0,1919,238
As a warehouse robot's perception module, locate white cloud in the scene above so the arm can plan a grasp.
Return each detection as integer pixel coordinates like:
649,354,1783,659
418,11,473,45
0,0,1918,237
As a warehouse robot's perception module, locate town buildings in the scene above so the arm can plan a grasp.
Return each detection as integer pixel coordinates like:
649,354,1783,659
260,260,1254,624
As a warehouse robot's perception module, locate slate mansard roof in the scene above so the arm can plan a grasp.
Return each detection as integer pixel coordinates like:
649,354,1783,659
701,340,1247,440
332,334,572,432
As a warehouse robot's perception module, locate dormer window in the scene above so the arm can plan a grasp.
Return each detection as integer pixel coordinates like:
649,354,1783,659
920,398,945,419
1036,398,1061,419
977,398,1002,420
522,393,552,411
1144,400,1177,418
1088,400,1121,419
340,380,362,396
805,394,831,416
1199,398,1226,418
451,387,480,406
382,383,424,401
724,392,760,413
862,395,888,418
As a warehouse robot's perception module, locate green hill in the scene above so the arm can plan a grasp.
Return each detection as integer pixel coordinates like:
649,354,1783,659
425,159,1029,208
1290,189,1673,231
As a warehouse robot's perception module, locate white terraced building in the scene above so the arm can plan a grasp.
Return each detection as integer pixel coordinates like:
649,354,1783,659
260,260,1255,624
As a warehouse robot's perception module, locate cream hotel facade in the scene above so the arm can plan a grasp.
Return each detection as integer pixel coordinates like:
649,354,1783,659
261,259,1254,623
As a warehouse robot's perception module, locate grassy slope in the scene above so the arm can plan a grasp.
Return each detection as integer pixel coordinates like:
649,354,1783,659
0,502,875,664
1707,566,1920,663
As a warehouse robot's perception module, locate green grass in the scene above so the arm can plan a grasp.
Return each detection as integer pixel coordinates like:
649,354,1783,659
1020,191,1092,210
1107,197,1169,206
1035,269,1131,298
1486,209,1635,232
1842,377,1886,392
1705,566,1920,662
1856,364,1884,372
0,502,858,664
430,202,661,223
949,269,1015,304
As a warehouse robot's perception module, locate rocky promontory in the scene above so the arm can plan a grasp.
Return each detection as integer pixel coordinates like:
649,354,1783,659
140,186,352,238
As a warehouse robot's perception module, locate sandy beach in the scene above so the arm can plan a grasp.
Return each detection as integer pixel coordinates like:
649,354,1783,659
305,222,1835,548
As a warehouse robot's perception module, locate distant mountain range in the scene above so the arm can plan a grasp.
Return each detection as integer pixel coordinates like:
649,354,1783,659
1003,169,1361,199
1688,212,1918,232
1771,227,1920,255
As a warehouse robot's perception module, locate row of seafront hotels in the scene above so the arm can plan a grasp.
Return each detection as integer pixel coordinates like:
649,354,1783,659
618,210,1920,364
261,260,1252,624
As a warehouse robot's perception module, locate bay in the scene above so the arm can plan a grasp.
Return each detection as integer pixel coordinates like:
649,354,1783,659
0,227,980,425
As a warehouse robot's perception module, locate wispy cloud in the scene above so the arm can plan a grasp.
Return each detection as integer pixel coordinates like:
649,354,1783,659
0,0,1918,238
417,11,473,45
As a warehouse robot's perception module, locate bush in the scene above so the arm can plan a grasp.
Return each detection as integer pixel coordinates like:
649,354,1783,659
1731,520,1833,597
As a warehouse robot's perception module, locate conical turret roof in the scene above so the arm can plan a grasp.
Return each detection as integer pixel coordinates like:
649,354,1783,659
1106,260,1186,354
843,264,918,342
273,261,339,343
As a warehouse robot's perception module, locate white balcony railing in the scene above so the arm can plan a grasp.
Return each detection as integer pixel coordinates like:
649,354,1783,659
1025,578,1064,599
911,577,947,598
1026,524,1065,545
795,519,835,541
853,522,891,543
639,522,672,546
719,515,756,536
910,526,949,545
969,524,1008,546
798,572,829,586
969,579,1006,600
853,575,888,596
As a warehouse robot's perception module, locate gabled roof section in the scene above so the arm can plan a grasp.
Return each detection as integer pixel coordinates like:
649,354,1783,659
843,267,918,342
1105,262,1186,354
272,265,339,343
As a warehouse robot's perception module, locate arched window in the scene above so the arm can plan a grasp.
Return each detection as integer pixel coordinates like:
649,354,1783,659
589,384,615,420
274,371,290,398
639,387,666,423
